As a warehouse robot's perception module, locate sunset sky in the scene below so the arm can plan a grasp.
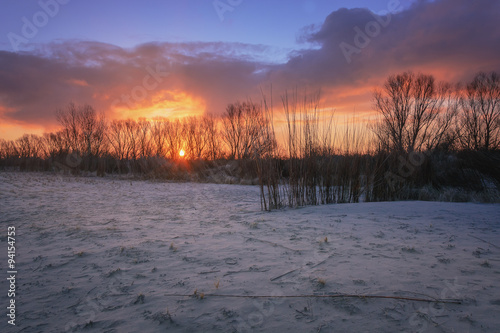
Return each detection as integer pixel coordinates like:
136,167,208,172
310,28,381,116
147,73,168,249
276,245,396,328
1,0,499,140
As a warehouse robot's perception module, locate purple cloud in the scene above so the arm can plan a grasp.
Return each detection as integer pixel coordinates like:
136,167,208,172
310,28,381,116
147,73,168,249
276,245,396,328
0,0,499,136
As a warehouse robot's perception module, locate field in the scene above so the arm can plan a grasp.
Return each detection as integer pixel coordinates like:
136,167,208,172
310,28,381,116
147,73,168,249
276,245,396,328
1,172,500,332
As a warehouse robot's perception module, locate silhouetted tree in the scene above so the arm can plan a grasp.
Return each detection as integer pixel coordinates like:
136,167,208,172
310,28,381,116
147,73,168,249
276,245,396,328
458,71,500,151
203,114,222,160
222,101,268,159
166,119,183,160
137,118,152,158
107,120,127,160
56,103,106,170
56,103,81,153
123,119,139,161
373,72,456,152
151,118,167,157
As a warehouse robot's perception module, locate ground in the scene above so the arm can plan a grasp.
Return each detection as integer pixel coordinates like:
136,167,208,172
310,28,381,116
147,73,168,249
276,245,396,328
0,172,499,332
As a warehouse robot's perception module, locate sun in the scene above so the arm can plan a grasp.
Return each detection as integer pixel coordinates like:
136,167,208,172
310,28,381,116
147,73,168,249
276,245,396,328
179,149,185,157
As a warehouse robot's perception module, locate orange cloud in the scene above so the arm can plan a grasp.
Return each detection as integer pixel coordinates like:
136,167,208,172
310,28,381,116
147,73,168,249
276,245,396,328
0,0,499,142
111,89,206,120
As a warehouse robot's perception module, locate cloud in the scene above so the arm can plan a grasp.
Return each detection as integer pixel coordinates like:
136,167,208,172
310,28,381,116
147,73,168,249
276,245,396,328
291,0,500,84
268,0,500,110
0,0,499,138
0,40,270,129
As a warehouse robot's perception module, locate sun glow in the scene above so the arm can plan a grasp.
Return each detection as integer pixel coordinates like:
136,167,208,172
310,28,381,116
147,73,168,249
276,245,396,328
179,149,185,157
110,89,206,120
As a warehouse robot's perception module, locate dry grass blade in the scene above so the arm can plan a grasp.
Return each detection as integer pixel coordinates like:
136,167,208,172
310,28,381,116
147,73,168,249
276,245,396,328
163,293,462,304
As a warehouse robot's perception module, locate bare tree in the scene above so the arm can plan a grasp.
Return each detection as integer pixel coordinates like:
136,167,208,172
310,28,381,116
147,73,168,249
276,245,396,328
123,119,139,161
241,103,268,158
0,140,18,159
12,134,46,170
79,104,106,158
151,118,168,157
56,103,81,153
458,71,500,151
222,103,242,159
15,134,45,159
43,131,68,160
373,72,452,152
0,139,7,160
203,114,222,160
137,119,152,158
165,119,182,159
183,116,208,159
222,101,268,159
107,120,127,160
55,103,106,170
424,83,459,150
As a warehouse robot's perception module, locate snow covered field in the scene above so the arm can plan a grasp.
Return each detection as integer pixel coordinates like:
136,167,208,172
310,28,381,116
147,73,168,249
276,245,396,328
1,172,499,332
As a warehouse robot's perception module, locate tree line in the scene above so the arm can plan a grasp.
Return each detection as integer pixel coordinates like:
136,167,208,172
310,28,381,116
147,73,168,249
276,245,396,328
1,71,499,207
258,71,499,209
373,71,500,153
0,101,273,175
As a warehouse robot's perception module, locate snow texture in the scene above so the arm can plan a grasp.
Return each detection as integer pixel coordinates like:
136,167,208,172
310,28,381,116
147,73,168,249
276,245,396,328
0,172,499,332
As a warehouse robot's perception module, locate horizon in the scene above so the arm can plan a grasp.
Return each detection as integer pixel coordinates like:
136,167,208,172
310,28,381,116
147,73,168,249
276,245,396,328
1,0,499,141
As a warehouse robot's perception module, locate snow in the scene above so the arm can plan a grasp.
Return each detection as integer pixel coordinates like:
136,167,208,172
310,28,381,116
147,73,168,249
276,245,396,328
1,171,499,332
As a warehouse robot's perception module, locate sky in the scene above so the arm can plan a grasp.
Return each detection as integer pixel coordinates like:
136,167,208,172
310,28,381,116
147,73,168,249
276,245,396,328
0,0,499,140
